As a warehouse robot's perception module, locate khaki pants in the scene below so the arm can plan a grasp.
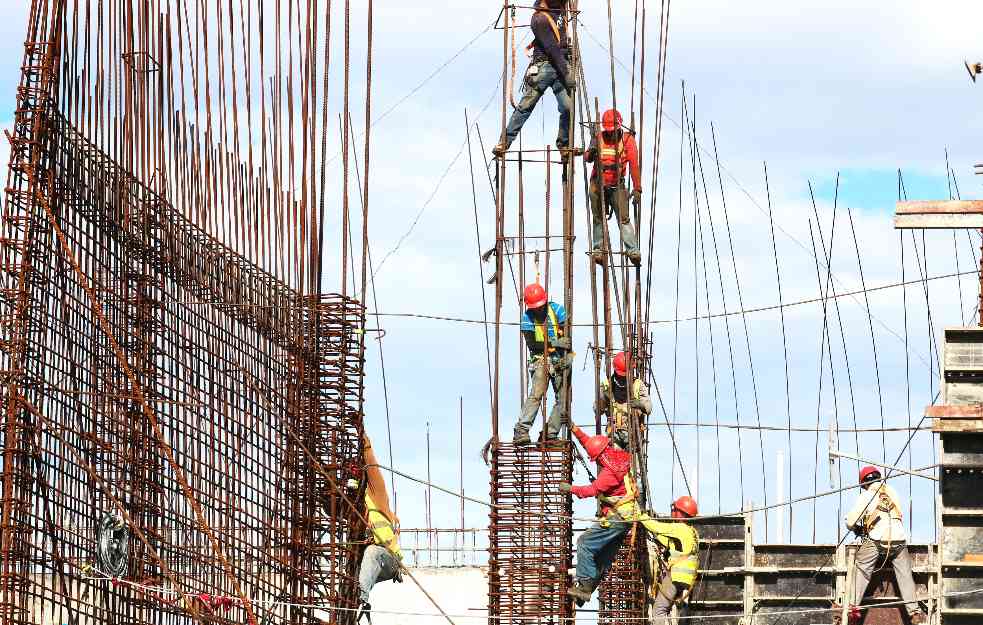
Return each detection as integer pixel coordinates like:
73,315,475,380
651,568,689,625
853,540,919,616
589,181,638,254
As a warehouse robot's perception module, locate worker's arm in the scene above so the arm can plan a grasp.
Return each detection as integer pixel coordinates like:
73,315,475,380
631,381,652,415
522,329,543,355
640,519,697,554
530,12,569,80
571,424,590,449
570,464,621,499
584,134,598,163
626,134,642,191
844,490,872,532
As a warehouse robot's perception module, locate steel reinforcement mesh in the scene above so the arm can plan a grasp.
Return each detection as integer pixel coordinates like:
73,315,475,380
0,104,366,625
597,529,647,624
488,442,574,625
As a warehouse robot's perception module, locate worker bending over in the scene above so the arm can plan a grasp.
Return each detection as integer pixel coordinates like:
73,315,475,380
355,435,403,621
585,109,642,266
596,351,651,443
515,283,571,445
561,425,699,607
842,466,926,624
493,0,575,157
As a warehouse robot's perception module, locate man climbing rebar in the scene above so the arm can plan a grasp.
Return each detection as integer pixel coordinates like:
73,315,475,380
595,351,651,443
492,0,576,157
585,108,642,266
515,282,571,445
560,425,699,607
837,466,927,624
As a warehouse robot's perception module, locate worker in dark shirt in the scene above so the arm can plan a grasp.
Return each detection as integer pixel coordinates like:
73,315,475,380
493,0,576,157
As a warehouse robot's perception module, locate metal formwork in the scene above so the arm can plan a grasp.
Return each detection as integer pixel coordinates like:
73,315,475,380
489,442,574,624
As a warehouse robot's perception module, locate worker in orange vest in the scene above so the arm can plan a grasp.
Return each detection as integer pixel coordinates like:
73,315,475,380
585,109,641,266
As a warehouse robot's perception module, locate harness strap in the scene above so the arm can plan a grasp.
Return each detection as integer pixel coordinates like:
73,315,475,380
534,1,564,45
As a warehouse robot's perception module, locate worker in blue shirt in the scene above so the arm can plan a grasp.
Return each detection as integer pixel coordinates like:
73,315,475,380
515,283,571,445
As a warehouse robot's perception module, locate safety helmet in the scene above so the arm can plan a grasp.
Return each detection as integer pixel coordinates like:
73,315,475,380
613,352,628,376
601,108,623,132
859,465,881,484
671,496,698,519
523,283,547,309
583,434,610,461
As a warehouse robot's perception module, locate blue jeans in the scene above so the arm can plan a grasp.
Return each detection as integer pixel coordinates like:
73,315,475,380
503,61,572,149
358,545,400,603
575,520,629,586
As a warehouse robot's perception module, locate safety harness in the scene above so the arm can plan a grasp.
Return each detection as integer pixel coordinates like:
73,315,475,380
529,0,564,52
602,376,644,436
532,304,561,351
366,492,402,560
861,483,902,536
597,133,628,188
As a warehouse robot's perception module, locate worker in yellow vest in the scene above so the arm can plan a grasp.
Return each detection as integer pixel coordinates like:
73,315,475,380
356,435,403,620
840,466,926,624
646,496,700,625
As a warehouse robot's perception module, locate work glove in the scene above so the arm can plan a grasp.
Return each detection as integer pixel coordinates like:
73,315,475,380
632,189,642,210
552,336,572,351
629,398,648,410
584,147,597,162
559,482,572,494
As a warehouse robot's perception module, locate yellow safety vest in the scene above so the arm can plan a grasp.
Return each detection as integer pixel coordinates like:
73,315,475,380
533,305,561,349
366,492,402,559
862,483,902,534
652,521,699,587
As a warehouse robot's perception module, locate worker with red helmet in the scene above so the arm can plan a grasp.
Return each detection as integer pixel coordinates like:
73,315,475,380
839,466,926,624
596,351,651,442
561,424,700,608
492,1,576,157
647,496,700,625
515,282,571,445
584,108,642,266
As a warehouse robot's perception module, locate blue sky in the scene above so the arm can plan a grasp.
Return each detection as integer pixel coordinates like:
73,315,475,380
3,1,983,553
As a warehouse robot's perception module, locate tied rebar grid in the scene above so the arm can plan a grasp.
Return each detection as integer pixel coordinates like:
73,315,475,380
0,98,367,625
489,442,574,625
597,530,647,624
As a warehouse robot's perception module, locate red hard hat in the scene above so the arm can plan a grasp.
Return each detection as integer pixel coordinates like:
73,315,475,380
671,496,698,518
859,465,881,484
601,109,623,132
583,434,610,461
523,283,547,309
612,352,628,376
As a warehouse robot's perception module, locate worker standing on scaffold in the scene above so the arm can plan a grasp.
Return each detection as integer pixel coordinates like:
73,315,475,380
492,0,577,158
561,425,699,607
585,108,642,266
515,282,571,445
596,351,651,443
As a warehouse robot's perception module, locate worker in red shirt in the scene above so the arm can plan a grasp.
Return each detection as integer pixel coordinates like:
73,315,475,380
585,109,641,266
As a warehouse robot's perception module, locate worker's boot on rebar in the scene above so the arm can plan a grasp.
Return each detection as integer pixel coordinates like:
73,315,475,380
627,250,641,266
512,430,532,446
492,142,508,158
567,579,595,606
590,249,605,265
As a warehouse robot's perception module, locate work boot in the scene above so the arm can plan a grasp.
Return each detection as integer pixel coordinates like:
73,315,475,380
590,249,605,265
627,250,641,266
492,142,508,158
512,431,532,446
909,612,927,625
567,579,595,606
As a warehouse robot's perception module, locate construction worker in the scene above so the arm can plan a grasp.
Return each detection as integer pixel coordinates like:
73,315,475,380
516,282,571,444
584,109,642,266
596,351,651,443
841,466,926,624
492,0,575,157
355,435,403,621
648,496,700,625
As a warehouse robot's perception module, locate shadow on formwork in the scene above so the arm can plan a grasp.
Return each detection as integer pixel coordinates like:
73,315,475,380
0,5,367,625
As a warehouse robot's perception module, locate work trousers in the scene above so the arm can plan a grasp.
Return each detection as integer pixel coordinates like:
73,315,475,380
589,181,639,254
358,545,400,603
515,353,569,439
503,60,572,149
853,540,919,616
651,568,690,625
575,520,630,586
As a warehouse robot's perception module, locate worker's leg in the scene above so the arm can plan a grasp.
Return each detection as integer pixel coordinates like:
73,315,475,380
516,358,549,438
852,540,881,606
651,568,680,625
888,543,921,616
589,180,606,252
576,521,629,588
613,185,639,254
545,357,569,438
358,545,389,603
547,66,572,148
502,65,547,148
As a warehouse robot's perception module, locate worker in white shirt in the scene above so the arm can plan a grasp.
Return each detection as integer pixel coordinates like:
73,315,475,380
842,466,925,624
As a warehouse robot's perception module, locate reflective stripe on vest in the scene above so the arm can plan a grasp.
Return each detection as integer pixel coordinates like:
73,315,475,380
533,305,560,347
665,525,699,586
598,135,627,186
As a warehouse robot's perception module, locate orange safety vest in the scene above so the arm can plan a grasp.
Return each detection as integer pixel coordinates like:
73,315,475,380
597,134,627,187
